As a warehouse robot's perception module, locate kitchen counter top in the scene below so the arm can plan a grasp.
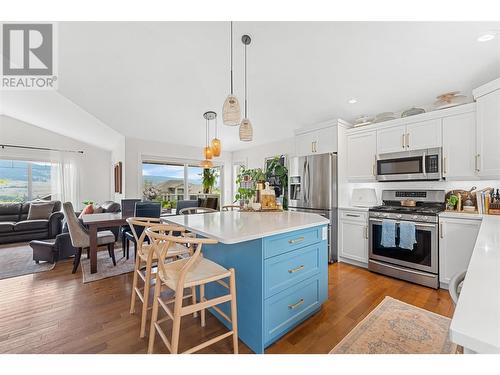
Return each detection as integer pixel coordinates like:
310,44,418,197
163,211,329,244
449,215,500,353
439,211,484,220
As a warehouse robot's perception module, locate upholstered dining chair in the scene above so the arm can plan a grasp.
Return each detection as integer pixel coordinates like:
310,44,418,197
62,202,117,274
127,218,190,338
120,198,142,254
178,207,217,215
123,201,162,259
146,226,238,354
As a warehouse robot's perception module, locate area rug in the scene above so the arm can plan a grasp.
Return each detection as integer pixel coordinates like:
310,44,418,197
329,296,458,354
0,242,55,280
81,248,135,283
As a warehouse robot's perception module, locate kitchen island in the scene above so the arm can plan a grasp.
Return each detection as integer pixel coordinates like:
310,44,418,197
164,211,329,353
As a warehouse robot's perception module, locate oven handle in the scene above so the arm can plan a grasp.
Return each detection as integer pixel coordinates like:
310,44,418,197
422,151,427,176
369,218,436,228
369,259,436,278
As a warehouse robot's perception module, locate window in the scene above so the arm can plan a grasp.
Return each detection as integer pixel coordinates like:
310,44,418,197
0,159,54,202
142,161,222,208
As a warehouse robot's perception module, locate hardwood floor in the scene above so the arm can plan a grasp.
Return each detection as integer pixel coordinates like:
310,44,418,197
0,250,454,354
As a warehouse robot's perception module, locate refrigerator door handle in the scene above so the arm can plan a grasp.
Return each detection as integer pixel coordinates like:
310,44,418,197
306,160,311,203
302,159,308,203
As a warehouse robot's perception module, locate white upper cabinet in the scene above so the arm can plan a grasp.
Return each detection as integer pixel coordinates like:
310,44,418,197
442,112,477,180
295,131,316,157
295,123,340,157
376,125,406,154
347,131,377,181
405,119,442,151
476,89,500,178
315,126,338,154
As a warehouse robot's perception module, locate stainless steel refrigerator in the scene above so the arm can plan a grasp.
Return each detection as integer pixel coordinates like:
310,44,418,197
288,153,337,262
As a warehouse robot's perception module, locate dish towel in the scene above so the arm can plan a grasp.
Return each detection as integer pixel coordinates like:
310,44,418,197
399,221,417,250
381,219,397,248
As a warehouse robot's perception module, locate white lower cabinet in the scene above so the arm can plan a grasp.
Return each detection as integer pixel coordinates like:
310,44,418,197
439,217,481,288
339,210,368,266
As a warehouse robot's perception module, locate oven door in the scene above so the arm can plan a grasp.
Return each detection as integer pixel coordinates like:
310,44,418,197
376,148,441,181
369,218,438,274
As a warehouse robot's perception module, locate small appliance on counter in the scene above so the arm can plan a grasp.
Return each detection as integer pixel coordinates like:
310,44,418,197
351,188,378,207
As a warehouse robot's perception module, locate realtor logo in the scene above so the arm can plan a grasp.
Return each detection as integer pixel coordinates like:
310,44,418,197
1,23,58,89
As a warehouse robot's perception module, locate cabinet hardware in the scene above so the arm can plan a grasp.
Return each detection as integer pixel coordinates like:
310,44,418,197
401,134,405,149
406,133,410,149
443,156,447,175
288,265,305,274
440,223,444,238
364,226,369,239
288,298,304,310
288,237,305,244
345,213,360,218
475,154,481,172
372,155,377,176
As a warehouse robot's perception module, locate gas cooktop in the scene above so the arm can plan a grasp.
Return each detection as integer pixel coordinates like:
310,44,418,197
369,204,444,216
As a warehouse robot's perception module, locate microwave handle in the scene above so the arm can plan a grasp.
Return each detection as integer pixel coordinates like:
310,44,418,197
422,152,427,176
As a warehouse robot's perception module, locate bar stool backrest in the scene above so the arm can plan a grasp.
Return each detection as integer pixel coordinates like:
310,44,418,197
126,217,164,256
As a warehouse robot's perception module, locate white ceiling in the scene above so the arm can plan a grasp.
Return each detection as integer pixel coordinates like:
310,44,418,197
58,22,500,151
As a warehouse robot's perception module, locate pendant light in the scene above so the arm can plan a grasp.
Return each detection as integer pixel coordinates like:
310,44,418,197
201,111,215,168
211,114,221,156
222,22,241,126
239,34,253,142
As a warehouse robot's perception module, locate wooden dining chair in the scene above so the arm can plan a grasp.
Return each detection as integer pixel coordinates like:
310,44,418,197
146,226,238,354
222,205,240,211
178,207,217,215
127,218,190,338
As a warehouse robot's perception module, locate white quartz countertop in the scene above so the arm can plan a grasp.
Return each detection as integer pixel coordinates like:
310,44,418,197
439,211,484,220
449,215,500,353
163,211,329,244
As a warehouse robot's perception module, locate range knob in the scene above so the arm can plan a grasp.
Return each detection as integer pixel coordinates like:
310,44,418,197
396,214,402,219
422,216,429,221
412,215,418,220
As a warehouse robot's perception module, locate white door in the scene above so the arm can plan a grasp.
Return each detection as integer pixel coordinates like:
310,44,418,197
442,112,477,180
377,125,406,154
295,132,316,157
476,90,500,178
315,126,337,154
347,131,377,181
439,218,481,287
405,119,442,151
339,213,368,264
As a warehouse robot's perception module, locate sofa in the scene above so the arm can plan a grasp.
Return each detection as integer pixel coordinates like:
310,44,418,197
0,201,64,244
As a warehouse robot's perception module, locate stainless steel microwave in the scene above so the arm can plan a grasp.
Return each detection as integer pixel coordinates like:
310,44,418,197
376,148,442,181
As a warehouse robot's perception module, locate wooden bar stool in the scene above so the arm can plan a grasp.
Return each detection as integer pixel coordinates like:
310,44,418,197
146,226,238,354
127,218,190,338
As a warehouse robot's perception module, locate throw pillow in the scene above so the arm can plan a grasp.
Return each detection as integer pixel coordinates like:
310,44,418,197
78,204,94,219
27,201,56,220
93,206,104,214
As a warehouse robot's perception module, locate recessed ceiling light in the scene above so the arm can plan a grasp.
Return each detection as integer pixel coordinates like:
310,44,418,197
348,98,357,104
477,33,496,42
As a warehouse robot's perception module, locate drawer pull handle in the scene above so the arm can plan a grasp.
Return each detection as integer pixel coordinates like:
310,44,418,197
288,265,305,274
288,237,305,244
345,214,360,217
288,298,304,310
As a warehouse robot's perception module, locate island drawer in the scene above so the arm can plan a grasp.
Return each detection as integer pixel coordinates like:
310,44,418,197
264,243,321,298
263,226,325,258
264,275,321,344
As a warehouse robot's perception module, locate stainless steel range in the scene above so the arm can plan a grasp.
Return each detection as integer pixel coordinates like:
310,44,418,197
368,190,445,289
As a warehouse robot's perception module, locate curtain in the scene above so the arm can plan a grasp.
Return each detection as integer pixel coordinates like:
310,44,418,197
51,152,81,209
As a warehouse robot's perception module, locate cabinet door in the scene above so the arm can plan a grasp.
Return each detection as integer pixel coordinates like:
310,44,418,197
439,218,481,286
315,126,337,154
406,119,442,151
347,131,377,181
295,132,315,157
442,112,477,180
339,217,368,264
377,125,406,154
476,90,500,178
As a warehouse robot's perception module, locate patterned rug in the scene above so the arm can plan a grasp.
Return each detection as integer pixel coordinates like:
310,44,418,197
81,248,135,283
0,242,55,280
330,296,458,354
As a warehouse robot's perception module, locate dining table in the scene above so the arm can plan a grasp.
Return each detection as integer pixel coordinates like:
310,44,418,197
81,212,129,274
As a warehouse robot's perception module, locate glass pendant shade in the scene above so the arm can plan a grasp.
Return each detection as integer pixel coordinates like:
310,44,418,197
239,118,253,142
211,138,221,156
222,95,241,126
200,159,213,168
204,146,213,160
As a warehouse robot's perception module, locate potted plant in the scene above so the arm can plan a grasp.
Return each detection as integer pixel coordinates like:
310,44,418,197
234,166,261,207
265,156,289,209
201,168,219,194
446,194,459,211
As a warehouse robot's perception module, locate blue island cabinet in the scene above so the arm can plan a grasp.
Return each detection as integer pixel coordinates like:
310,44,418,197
202,224,328,353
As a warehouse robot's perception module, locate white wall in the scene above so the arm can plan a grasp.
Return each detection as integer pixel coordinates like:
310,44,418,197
231,137,296,169
0,115,112,208
125,137,233,205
